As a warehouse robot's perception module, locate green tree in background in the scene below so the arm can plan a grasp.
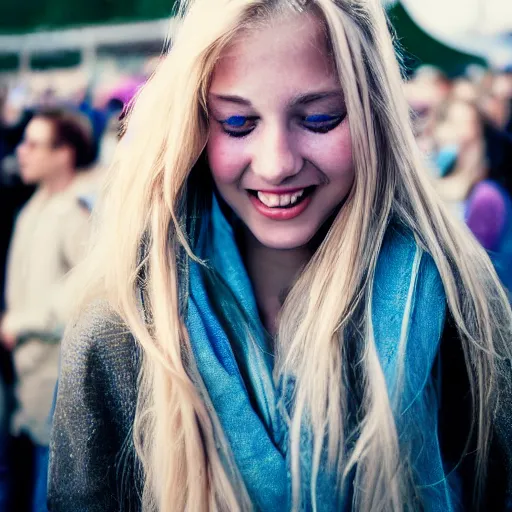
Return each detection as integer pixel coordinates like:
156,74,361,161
387,2,485,77
0,0,176,33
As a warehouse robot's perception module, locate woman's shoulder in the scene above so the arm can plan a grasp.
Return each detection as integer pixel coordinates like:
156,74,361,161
63,300,137,363
50,300,141,511
60,300,139,424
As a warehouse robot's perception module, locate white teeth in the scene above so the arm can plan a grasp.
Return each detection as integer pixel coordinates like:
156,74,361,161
257,192,269,205
256,192,280,207
280,194,291,207
291,190,304,203
256,189,306,208
267,194,281,207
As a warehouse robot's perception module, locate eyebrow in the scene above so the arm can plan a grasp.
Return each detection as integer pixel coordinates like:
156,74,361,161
290,91,344,106
210,94,252,106
209,90,344,108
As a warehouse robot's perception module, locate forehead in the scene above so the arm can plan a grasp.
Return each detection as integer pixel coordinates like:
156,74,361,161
26,117,54,141
210,12,338,96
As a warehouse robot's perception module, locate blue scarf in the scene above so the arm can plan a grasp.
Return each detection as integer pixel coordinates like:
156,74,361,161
187,197,458,511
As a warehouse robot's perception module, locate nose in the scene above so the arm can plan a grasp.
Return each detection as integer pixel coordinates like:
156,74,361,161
251,123,302,185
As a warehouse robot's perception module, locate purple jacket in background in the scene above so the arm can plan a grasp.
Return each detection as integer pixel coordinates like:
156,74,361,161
466,180,512,291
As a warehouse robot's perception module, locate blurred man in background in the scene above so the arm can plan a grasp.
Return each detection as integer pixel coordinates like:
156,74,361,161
0,108,94,511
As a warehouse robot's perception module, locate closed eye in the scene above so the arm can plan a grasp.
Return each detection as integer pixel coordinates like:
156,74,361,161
219,115,258,138
302,113,345,133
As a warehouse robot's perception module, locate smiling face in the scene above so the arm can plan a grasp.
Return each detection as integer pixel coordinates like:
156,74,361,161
206,12,355,250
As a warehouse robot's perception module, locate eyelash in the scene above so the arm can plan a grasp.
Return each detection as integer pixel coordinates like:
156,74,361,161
218,114,345,138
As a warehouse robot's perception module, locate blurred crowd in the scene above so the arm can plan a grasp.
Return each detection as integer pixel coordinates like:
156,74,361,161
0,62,149,511
0,55,511,510
406,64,512,287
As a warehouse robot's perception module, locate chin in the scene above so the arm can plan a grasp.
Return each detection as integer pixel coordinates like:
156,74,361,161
250,225,315,250
19,171,36,185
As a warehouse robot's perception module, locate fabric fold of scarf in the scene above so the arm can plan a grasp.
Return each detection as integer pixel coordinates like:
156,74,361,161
186,196,457,511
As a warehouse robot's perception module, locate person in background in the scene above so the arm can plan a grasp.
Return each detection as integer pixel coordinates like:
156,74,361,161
0,164,35,512
434,98,512,290
0,83,35,512
0,108,94,512
0,86,32,165
404,65,452,155
490,70,512,134
71,98,125,215
0,84,36,312
480,91,511,133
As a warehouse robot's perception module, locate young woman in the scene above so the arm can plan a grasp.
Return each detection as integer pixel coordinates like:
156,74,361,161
48,0,512,510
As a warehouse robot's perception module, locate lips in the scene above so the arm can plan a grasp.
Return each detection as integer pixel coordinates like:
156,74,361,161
247,186,316,220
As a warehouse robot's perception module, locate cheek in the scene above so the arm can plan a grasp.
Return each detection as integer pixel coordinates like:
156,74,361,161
303,124,354,180
206,129,249,185
326,140,353,179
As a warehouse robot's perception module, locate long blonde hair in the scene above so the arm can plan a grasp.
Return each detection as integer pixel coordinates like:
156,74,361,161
77,0,512,510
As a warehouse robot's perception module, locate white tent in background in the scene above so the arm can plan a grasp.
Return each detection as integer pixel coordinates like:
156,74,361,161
397,0,512,68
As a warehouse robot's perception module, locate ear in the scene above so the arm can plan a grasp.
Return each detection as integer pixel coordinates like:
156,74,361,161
56,145,75,169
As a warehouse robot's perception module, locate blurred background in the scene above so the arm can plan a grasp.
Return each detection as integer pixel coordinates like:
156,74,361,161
0,1,511,510
1,0,511,187
0,0,511,176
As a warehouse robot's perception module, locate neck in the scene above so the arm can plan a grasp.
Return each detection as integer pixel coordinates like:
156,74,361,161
41,167,76,195
241,228,312,336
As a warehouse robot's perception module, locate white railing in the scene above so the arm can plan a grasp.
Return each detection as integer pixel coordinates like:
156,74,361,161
0,18,176,71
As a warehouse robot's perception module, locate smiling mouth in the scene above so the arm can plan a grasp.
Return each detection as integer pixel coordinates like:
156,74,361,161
247,186,316,209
